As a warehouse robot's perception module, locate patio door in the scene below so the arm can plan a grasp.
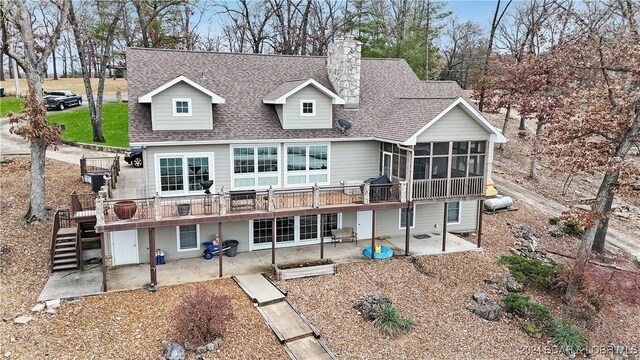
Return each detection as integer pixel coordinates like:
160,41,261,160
251,213,340,250
357,211,373,239
111,230,139,265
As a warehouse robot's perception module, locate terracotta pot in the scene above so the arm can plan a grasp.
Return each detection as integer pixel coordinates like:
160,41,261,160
114,200,137,220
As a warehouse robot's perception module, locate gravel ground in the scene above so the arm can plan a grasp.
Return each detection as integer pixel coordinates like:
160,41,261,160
0,157,286,359
276,200,640,360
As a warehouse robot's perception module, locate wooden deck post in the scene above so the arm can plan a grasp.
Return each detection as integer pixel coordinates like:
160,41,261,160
477,200,484,248
218,222,223,277
271,217,276,265
405,203,411,256
370,210,376,259
442,202,448,252
101,233,107,292
148,228,157,291
80,156,86,178
320,215,324,259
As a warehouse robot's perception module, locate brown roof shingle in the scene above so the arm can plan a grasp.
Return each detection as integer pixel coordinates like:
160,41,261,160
127,48,464,144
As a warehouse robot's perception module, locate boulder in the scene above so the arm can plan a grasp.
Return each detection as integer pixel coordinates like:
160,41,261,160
548,228,564,237
195,347,206,355
45,299,60,310
472,292,488,305
503,275,524,293
467,301,501,321
31,304,45,313
14,316,33,325
353,294,392,321
164,342,186,360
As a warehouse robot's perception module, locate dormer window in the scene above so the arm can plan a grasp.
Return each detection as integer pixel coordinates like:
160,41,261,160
173,98,192,116
300,100,316,116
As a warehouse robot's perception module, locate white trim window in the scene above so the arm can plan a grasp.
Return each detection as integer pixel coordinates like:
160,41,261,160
173,98,192,116
250,213,340,250
156,153,214,196
177,224,200,252
232,145,279,189
447,201,461,224
300,100,316,116
285,143,329,186
399,204,416,229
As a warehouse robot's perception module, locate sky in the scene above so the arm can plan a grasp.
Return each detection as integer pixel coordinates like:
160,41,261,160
445,1,500,29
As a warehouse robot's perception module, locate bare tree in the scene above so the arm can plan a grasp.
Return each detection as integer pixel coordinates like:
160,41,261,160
131,0,183,48
438,18,484,87
218,0,274,54
1,0,71,223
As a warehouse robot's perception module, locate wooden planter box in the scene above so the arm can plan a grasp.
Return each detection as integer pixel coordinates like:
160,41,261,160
274,259,336,281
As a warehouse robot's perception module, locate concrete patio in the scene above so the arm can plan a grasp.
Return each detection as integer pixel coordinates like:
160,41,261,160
106,232,480,292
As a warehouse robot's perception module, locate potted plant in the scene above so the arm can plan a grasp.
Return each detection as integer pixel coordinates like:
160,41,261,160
114,200,137,220
176,203,191,216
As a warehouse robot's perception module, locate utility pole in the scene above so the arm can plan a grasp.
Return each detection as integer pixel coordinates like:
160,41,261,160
424,0,430,80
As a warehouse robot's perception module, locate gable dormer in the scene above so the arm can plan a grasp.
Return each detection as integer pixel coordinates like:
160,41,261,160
138,75,225,131
263,78,344,130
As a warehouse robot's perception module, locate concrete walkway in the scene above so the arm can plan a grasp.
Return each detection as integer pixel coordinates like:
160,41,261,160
38,266,103,302
493,176,640,259
234,274,335,360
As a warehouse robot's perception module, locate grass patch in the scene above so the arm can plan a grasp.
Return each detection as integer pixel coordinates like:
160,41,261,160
372,304,415,337
0,97,25,117
503,293,551,323
563,221,585,236
546,318,586,357
548,217,560,225
499,255,559,286
47,102,128,148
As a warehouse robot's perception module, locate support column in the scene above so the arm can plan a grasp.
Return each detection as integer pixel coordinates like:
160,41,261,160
100,233,107,292
271,217,276,265
442,203,448,252
405,204,411,256
477,200,484,248
320,215,324,259
370,210,376,259
218,222,223,277
148,228,157,291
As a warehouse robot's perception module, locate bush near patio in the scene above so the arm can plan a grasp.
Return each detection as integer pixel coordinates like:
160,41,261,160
47,102,129,148
172,288,236,345
499,254,559,286
0,97,25,117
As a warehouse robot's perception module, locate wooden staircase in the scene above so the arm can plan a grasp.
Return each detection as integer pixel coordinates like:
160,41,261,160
52,227,80,271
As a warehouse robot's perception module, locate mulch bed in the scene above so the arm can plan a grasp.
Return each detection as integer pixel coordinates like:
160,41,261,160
276,258,334,270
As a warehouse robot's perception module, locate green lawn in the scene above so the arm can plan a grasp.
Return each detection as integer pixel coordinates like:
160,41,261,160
0,97,25,117
47,102,129,148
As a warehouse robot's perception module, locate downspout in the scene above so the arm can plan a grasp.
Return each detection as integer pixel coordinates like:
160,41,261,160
397,144,414,201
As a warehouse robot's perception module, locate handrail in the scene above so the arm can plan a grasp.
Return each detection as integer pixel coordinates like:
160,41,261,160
412,176,485,200
49,210,61,272
76,225,83,271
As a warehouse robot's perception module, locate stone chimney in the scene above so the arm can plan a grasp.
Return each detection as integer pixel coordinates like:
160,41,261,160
327,35,362,109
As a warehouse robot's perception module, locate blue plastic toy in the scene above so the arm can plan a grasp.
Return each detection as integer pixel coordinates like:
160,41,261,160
362,245,393,259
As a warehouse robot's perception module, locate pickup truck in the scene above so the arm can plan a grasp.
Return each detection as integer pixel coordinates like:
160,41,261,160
44,91,83,110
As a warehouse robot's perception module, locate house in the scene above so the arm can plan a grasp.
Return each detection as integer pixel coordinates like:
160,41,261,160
83,36,506,289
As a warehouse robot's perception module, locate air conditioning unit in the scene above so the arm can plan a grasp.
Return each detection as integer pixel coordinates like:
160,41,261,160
343,180,363,195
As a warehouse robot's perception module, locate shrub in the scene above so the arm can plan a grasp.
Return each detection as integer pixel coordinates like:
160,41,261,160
563,221,585,236
523,320,544,338
499,255,559,286
372,304,415,337
549,217,560,225
172,288,235,345
503,293,551,323
546,318,586,357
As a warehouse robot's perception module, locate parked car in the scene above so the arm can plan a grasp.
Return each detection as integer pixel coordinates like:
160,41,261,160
44,90,82,110
124,147,143,168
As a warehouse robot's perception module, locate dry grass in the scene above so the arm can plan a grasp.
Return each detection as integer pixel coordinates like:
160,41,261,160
0,77,128,98
0,157,284,359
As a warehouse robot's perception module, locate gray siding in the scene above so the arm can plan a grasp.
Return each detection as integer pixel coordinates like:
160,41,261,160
145,144,231,194
416,105,490,142
282,85,332,129
151,82,213,131
275,105,284,126
329,141,379,185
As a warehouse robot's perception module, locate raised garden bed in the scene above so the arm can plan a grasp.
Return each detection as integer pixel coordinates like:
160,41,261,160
274,259,336,281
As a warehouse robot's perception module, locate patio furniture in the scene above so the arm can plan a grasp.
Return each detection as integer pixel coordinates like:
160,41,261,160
331,227,358,246
229,190,257,211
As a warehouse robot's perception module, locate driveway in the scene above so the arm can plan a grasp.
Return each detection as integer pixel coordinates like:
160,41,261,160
493,175,640,260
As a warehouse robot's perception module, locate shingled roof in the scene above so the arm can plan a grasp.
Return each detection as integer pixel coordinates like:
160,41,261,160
127,48,466,145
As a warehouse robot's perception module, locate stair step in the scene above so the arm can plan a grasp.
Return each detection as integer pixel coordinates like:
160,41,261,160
54,252,77,259
52,264,79,271
53,257,77,265
81,236,101,242
55,241,76,247
57,227,78,237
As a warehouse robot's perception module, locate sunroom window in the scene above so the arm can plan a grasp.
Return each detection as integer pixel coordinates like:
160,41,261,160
233,146,279,188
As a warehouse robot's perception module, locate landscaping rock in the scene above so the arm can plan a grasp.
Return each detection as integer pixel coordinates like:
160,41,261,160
195,346,206,355
31,304,45,312
2,314,17,322
467,300,501,321
548,228,564,237
164,342,185,360
45,299,60,309
503,275,524,293
472,292,488,305
183,343,196,352
13,316,33,325
206,338,221,352
353,293,392,321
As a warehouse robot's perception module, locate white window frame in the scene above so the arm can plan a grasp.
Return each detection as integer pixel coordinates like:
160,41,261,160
284,143,330,187
249,213,342,251
176,224,200,252
172,98,192,116
447,201,461,224
155,152,214,196
399,204,416,229
299,100,316,116
230,144,281,190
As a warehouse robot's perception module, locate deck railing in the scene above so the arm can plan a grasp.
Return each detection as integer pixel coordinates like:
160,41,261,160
412,176,485,200
80,155,120,189
95,181,408,226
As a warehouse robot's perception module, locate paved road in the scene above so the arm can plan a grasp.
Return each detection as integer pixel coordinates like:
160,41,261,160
493,176,640,260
